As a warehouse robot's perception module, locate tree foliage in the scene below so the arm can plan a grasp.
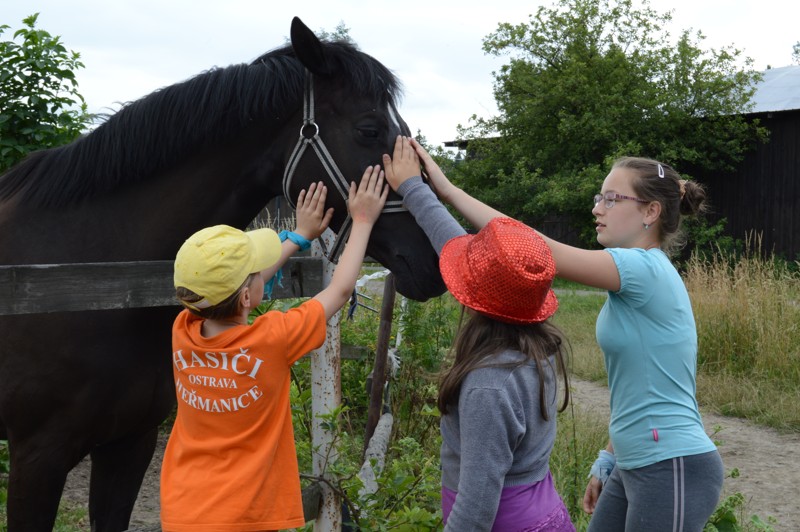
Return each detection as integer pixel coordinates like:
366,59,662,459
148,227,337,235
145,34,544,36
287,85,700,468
451,0,766,247
0,13,91,173
283,21,355,46
316,21,355,44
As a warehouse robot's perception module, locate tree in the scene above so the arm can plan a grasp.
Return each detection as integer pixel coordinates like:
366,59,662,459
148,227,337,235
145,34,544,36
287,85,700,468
452,0,766,247
317,21,355,44
0,13,92,173
283,21,355,46
793,41,800,65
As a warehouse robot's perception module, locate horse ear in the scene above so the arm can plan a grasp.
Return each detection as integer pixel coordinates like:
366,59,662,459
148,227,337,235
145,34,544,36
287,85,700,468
290,17,334,77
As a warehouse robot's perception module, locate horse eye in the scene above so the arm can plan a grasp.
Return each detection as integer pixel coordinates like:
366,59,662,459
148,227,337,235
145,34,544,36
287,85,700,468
357,127,380,139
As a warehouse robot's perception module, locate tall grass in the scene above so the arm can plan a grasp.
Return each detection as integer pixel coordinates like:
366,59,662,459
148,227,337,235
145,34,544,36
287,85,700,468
552,405,609,531
685,246,800,431
551,290,607,382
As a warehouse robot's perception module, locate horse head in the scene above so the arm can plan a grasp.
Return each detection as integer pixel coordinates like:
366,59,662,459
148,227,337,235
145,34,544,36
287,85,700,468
281,17,446,301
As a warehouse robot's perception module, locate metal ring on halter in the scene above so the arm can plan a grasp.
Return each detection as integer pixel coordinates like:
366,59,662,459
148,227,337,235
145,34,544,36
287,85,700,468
300,122,319,140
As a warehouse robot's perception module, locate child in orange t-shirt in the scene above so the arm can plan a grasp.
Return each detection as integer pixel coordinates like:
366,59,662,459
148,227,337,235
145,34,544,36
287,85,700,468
160,167,388,532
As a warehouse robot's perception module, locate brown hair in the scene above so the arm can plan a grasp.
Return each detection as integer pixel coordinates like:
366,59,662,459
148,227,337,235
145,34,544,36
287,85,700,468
176,273,257,320
613,157,707,255
438,310,570,419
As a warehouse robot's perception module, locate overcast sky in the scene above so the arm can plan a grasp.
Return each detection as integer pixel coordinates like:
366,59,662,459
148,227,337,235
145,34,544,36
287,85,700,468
4,0,799,147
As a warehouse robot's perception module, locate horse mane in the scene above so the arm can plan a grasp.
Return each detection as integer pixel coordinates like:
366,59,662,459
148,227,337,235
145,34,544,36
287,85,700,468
0,40,402,208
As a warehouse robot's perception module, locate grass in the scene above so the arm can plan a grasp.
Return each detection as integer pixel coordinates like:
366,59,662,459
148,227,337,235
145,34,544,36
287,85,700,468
551,404,609,531
0,497,89,531
551,292,607,382
685,249,800,432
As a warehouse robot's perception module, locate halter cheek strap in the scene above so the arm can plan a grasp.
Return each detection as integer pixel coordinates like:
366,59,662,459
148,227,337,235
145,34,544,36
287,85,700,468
282,70,407,263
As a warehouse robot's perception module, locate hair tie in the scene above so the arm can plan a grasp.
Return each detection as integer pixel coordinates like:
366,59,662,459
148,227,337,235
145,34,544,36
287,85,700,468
679,179,687,199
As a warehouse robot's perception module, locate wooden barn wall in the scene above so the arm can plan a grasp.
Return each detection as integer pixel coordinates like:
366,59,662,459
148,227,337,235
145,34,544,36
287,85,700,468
691,110,800,261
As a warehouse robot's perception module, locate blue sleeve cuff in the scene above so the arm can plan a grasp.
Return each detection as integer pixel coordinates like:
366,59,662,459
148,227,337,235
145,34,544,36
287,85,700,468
279,230,312,251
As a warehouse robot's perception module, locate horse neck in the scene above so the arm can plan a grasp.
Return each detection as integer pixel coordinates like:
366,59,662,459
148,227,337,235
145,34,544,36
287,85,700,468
6,121,294,263
129,122,296,257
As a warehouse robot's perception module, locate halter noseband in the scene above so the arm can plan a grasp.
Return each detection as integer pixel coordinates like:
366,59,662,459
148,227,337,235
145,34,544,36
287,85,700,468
283,70,407,263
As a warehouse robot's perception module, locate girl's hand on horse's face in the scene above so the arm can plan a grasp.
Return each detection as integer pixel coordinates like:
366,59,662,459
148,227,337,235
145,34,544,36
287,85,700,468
408,137,456,202
295,181,334,240
383,135,421,191
348,165,388,225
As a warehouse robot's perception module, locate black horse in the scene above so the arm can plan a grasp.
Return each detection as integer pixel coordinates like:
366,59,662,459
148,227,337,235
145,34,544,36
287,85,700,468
0,17,444,531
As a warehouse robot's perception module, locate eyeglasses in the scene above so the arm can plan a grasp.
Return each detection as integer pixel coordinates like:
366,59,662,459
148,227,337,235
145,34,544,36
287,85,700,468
593,192,650,209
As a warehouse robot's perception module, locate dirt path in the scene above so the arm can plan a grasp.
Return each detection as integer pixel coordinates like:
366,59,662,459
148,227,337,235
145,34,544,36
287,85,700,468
62,378,800,530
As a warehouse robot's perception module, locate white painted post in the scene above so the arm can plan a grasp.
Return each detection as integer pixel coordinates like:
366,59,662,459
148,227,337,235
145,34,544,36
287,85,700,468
311,229,342,531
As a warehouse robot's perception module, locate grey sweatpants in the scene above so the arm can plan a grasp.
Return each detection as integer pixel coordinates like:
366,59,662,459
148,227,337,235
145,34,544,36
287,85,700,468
588,450,724,532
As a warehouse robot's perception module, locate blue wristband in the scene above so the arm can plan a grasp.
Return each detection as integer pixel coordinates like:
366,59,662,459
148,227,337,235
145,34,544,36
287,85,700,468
279,230,312,251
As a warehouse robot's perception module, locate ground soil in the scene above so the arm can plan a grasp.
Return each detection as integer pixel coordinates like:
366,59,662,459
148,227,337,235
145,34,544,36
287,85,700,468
62,377,799,531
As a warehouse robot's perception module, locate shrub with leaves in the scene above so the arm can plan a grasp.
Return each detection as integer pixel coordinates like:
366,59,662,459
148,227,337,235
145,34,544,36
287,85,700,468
0,13,92,172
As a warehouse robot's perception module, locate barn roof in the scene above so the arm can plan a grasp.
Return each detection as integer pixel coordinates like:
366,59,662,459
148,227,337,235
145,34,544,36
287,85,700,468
750,65,800,114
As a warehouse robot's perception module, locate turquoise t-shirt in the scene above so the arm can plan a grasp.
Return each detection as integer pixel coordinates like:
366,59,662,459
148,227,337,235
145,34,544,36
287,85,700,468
596,248,716,469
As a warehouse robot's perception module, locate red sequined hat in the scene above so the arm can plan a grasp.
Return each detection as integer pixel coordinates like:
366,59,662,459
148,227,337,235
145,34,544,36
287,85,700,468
439,217,558,324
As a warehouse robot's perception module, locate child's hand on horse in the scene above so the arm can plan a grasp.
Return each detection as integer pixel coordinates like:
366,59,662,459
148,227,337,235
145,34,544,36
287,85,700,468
348,165,388,225
295,181,334,240
382,135,421,191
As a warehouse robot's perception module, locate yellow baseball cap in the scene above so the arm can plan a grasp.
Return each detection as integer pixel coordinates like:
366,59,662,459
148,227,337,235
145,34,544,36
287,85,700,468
174,225,281,309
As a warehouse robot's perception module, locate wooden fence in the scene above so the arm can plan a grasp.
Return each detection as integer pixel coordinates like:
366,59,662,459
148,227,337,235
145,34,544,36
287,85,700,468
0,257,323,315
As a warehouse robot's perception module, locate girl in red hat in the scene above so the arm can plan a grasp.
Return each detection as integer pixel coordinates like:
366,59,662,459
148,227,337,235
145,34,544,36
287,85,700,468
382,136,722,532
437,217,574,531
385,139,576,530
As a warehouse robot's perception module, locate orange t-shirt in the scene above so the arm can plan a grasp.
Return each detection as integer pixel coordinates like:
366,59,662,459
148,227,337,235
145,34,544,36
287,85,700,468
160,299,326,531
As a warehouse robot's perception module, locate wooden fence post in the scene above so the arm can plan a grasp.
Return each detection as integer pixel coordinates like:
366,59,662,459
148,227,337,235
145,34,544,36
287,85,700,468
364,273,396,452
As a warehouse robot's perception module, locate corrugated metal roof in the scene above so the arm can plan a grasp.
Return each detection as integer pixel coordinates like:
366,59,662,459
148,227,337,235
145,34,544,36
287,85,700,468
750,65,800,114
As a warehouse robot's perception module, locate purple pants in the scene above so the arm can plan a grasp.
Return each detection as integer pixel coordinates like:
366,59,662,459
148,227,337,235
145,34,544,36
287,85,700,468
442,471,575,532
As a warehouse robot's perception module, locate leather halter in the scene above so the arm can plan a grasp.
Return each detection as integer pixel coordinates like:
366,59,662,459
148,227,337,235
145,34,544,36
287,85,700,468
283,70,407,262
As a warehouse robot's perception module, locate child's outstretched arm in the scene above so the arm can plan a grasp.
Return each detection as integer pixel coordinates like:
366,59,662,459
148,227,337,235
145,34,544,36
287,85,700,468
260,182,334,281
313,166,388,320
404,137,620,291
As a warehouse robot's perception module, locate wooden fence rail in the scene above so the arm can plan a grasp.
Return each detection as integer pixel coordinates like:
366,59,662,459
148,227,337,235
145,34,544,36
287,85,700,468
0,257,323,315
